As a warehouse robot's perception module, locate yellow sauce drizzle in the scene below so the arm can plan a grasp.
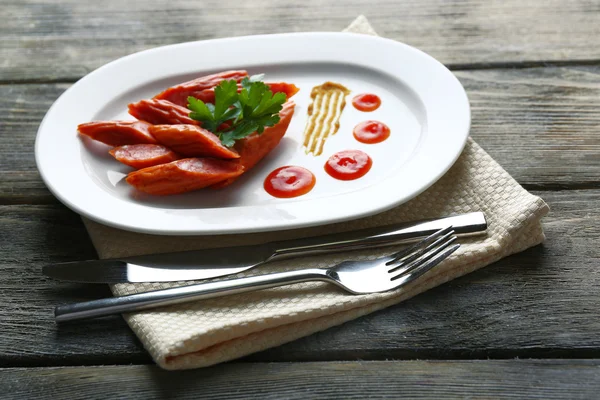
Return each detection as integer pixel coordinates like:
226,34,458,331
302,82,350,156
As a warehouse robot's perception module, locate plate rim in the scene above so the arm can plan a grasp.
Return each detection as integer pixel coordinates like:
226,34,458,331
35,32,471,236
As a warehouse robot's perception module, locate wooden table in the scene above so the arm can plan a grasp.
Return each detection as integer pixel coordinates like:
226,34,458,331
2,1,600,398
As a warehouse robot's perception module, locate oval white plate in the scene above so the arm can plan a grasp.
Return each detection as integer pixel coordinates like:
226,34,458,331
35,32,470,235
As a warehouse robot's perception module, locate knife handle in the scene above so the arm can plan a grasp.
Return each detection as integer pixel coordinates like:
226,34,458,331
270,211,487,260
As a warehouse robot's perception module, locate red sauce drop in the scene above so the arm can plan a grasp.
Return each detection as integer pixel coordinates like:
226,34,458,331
353,120,390,144
324,150,373,181
264,166,316,198
352,93,381,112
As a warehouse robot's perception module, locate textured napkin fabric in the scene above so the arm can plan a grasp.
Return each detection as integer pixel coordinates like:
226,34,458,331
82,16,549,370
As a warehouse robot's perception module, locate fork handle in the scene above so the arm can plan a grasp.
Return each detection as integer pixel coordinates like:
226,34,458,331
54,268,329,322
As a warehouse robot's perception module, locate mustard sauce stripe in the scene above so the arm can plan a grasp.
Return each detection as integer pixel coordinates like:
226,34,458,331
315,90,344,155
310,91,334,154
302,82,350,156
304,94,325,153
303,93,324,150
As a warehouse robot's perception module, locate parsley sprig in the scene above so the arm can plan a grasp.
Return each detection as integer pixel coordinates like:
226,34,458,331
187,75,287,147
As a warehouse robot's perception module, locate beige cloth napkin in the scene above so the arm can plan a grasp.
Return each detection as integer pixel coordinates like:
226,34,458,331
82,16,549,370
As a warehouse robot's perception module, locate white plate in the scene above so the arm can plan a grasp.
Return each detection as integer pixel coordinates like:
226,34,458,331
35,33,470,235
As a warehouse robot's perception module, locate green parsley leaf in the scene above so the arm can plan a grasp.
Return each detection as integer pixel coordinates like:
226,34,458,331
187,76,287,147
212,80,239,121
220,114,281,147
187,96,216,131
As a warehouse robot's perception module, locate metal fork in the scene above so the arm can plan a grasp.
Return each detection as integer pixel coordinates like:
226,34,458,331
55,227,460,322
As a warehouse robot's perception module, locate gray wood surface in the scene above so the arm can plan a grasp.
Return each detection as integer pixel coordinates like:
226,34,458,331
2,66,600,206
1,190,598,366
2,360,600,399
0,84,70,204
2,0,600,396
3,0,600,82
0,204,148,367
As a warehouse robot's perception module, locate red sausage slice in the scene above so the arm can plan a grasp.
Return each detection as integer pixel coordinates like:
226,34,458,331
109,144,181,169
77,120,157,146
148,125,239,159
153,70,249,107
126,158,244,195
211,101,295,189
128,99,198,125
266,82,300,99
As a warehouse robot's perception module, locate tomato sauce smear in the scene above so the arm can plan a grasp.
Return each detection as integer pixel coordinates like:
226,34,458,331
264,166,316,198
353,120,390,144
325,150,372,181
352,93,381,112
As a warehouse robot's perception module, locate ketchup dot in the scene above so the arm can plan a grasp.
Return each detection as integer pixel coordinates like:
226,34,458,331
324,150,372,181
352,93,381,112
264,166,316,198
339,157,356,167
353,120,390,144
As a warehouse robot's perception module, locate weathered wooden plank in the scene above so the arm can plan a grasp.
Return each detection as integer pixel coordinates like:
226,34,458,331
0,204,150,366
2,0,600,82
2,360,600,399
1,66,599,204
0,84,70,204
0,189,598,366
455,66,600,189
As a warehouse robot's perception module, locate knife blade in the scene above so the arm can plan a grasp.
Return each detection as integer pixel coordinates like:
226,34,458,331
43,212,487,284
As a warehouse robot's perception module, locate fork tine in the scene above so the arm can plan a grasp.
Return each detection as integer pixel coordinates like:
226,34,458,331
390,243,460,283
388,233,457,275
386,228,456,270
385,226,453,266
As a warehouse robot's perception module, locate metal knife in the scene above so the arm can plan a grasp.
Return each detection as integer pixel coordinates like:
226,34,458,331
43,212,487,284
